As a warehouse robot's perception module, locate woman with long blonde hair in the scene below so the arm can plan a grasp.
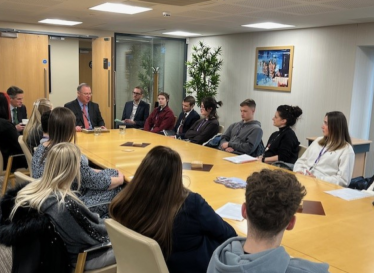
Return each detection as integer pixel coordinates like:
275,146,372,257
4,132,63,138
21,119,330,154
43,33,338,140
1,143,115,271
110,146,236,273
23,98,53,153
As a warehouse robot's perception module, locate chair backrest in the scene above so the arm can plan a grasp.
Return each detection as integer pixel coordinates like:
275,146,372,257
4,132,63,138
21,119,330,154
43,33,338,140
0,151,4,175
105,219,169,273
298,145,307,158
18,136,33,177
218,125,224,134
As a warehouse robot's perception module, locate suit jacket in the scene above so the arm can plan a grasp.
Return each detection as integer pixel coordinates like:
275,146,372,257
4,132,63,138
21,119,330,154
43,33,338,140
10,105,27,125
64,99,105,128
121,100,150,128
174,110,201,139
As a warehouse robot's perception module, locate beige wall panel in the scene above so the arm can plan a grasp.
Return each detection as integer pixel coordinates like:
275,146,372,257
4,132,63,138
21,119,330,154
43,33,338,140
92,37,113,128
0,33,48,114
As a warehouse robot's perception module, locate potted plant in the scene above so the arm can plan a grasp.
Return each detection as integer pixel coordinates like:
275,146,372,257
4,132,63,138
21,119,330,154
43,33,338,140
185,41,223,106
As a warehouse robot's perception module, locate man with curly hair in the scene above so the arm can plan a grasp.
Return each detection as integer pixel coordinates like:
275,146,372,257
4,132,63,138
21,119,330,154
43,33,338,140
207,169,329,273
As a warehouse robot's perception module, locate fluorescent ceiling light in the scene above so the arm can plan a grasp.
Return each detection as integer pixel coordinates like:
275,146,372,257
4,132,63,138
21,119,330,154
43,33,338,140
89,3,152,14
163,31,201,37
242,22,294,29
39,19,82,26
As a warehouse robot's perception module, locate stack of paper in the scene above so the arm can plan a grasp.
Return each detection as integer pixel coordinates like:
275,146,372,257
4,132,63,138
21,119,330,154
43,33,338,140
325,188,373,201
223,154,257,164
215,203,244,221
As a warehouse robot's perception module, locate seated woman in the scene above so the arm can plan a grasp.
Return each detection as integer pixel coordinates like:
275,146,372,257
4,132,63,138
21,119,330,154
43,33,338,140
261,105,302,164
185,97,222,144
0,142,115,271
23,98,53,153
144,92,175,133
0,92,27,171
109,146,236,273
32,107,125,217
294,111,354,187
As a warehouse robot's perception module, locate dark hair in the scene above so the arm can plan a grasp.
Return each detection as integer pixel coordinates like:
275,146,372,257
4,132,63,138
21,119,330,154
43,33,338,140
158,92,170,101
201,97,222,119
41,110,51,133
42,107,76,162
134,86,143,94
7,86,23,99
318,111,352,151
240,99,256,109
245,169,306,239
277,105,302,127
77,83,90,92
0,92,11,120
110,146,189,258
183,96,195,106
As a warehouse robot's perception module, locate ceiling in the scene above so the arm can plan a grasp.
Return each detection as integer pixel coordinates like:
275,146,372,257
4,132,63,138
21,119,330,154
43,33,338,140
1,0,374,37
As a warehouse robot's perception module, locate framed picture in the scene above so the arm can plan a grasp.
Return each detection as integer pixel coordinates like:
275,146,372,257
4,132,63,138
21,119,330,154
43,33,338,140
254,46,294,92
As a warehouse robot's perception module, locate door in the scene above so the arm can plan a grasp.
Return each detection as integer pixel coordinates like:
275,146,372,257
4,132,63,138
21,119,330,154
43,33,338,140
0,33,49,113
92,37,113,128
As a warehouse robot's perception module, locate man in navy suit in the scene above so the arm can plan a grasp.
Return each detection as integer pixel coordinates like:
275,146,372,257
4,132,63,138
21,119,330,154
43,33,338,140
64,83,105,132
120,86,149,128
7,86,27,133
174,96,200,139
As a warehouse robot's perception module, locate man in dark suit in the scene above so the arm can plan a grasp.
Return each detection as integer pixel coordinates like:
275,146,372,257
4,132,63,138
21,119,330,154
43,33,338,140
174,96,200,139
64,83,105,132
120,86,150,128
7,86,27,133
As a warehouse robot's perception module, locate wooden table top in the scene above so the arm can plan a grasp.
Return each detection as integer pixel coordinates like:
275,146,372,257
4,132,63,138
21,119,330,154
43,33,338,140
76,129,374,273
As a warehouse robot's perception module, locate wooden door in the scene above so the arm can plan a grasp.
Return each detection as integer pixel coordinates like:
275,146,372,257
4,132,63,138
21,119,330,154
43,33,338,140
92,37,113,128
0,33,49,114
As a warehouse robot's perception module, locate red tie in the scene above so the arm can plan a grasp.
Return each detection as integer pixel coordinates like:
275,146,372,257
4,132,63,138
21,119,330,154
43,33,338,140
82,105,90,129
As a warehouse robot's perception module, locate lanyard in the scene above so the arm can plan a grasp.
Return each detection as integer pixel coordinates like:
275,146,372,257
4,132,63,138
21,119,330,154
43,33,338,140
310,145,328,171
196,119,207,131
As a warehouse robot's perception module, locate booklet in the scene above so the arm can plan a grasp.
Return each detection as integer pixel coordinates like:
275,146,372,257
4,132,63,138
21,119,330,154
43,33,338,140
223,154,257,164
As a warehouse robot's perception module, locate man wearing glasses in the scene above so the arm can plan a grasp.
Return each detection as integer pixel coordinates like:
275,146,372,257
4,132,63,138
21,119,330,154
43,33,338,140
64,83,105,132
120,86,149,129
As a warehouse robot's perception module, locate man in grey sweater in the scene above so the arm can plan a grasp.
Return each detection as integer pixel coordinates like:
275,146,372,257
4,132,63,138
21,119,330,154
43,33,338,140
219,99,264,156
207,169,329,273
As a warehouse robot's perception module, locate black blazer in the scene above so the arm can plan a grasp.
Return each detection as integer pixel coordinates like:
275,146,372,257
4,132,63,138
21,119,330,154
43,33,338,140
174,110,201,139
64,99,105,128
121,100,150,128
11,105,27,125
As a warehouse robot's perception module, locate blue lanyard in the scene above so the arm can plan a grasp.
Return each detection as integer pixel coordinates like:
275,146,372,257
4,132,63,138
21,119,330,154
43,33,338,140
310,145,328,171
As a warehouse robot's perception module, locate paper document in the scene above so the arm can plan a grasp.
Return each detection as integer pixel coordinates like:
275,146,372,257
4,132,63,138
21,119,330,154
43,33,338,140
223,154,257,164
325,188,373,201
215,203,244,221
214,177,246,189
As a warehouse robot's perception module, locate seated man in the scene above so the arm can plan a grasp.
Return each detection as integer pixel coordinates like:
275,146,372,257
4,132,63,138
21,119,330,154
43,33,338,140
173,96,200,138
207,169,329,273
7,86,27,133
219,99,264,156
144,92,175,133
120,86,149,128
64,83,105,132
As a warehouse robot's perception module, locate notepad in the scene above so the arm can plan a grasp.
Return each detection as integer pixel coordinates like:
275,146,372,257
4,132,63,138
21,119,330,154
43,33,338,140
325,188,373,201
215,203,244,221
223,154,257,164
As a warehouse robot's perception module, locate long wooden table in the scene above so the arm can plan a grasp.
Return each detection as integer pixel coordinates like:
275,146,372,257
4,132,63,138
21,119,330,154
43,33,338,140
76,129,374,273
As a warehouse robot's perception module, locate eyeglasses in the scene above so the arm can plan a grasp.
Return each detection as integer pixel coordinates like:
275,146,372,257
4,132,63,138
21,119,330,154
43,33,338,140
133,92,142,95
80,92,92,96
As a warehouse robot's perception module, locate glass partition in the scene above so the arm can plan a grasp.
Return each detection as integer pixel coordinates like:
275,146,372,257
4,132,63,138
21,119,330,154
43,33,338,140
114,34,186,122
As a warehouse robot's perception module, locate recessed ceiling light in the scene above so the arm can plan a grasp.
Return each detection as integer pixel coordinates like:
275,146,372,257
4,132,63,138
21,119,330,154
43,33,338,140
242,22,294,29
38,19,82,26
89,3,152,14
163,31,201,37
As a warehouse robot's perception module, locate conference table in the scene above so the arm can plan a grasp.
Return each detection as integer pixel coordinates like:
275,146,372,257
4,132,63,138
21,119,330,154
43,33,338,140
76,129,374,273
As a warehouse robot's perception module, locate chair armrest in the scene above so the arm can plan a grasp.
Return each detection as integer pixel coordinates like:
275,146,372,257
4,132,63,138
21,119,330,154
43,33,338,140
14,171,34,182
74,242,112,273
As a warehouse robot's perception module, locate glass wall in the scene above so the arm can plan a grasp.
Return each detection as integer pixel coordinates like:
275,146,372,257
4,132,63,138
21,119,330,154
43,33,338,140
114,34,186,120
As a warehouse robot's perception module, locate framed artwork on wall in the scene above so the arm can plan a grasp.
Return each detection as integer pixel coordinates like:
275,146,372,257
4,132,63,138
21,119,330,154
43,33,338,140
254,46,294,92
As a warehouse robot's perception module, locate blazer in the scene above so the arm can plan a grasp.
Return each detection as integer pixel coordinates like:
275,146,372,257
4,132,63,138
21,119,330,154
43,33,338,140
16,105,27,124
174,109,201,139
185,118,219,144
121,100,150,128
64,99,105,128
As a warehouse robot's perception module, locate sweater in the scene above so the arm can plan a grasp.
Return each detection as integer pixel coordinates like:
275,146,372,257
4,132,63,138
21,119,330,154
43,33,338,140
293,136,355,187
220,120,264,156
144,106,175,133
207,237,329,273
185,118,219,144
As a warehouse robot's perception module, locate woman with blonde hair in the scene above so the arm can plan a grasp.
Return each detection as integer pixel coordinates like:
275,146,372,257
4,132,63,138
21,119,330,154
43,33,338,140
23,98,53,153
294,111,354,187
0,143,115,271
110,146,236,273
32,107,125,217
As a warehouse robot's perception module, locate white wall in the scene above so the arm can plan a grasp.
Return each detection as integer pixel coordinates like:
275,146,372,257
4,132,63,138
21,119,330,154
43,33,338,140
189,23,374,176
49,39,79,107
